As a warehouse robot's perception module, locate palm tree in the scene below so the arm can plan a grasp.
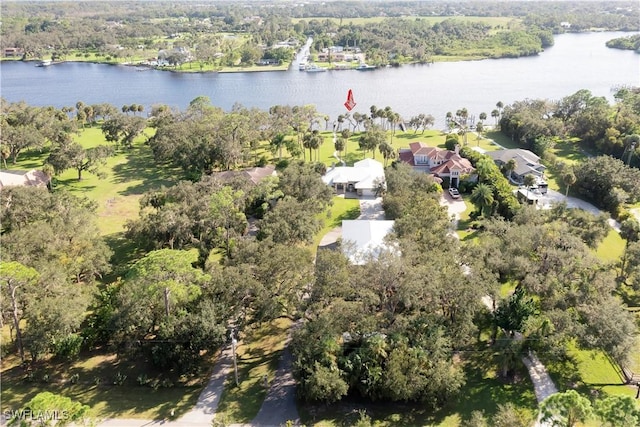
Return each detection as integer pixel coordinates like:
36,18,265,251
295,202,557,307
470,183,495,217
523,174,537,199
475,122,484,145
563,171,576,196
476,157,495,183
334,137,345,158
504,159,517,179
303,130,323,162
270,133,286,160
491,109,500,125
378,141,396,167
41,163,55,189
445,111,453,126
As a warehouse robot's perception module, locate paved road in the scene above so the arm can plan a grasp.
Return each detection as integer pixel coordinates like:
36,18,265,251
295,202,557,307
251,347,299,427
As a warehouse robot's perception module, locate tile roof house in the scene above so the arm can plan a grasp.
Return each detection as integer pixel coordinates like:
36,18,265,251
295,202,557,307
397,142,475,187
0,169,49,189
322,158,385,197
485,149,546,184
341,220,397,265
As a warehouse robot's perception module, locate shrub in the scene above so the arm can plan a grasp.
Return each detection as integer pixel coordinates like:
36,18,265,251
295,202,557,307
137,373,150,386
445,134,460,151
256,155,268,167
113,371,127,386
52,333,83,360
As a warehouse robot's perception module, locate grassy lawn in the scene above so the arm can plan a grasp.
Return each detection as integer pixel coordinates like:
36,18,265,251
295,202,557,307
314,196,361,246
0,350,204,420
7,125,181,235
484,131,520,150
595,229,626,263
215,317,292,424
299,344,537,426
472,134,504,152
315,129,448,167
455,198,479,241
549,139,588,165
543,342,636,400
629,336,640,375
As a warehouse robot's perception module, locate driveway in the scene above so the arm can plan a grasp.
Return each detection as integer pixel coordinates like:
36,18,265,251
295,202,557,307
539,189,621,231
358,196,385,220
439,192,468,230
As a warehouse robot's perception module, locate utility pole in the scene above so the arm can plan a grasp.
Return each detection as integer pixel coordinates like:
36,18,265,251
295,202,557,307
230,328,239,386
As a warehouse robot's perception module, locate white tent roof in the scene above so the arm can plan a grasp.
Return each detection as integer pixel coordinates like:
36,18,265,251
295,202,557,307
341,220,396,265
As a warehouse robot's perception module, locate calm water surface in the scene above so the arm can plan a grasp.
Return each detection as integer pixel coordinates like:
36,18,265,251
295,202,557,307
1,32,638,127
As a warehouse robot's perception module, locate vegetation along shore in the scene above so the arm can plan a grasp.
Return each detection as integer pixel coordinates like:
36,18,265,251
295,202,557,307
1,1,639,426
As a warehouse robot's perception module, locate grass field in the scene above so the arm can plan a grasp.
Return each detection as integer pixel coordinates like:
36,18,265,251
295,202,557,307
544,342,637,400
313,128,448,167
313,196,361,250
8,125,181,235
595,229,626,263
0,350,204,420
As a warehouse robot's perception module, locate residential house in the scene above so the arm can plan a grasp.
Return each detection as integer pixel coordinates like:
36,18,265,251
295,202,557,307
213,165,277,185
0,169,49,189
397,142,475,187
4,48,23,58
485,149,547,192
316,46,363,63
341,220,396,265
322,158,385,197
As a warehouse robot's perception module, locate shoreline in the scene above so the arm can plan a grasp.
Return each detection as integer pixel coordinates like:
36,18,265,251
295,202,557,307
2,50,539,74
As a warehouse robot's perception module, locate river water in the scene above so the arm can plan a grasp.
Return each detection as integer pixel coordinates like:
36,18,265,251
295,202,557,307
1,31,638,127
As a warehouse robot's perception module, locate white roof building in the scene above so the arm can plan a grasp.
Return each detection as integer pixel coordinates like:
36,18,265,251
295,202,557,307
0,169,49,189
322,158,385,197
341,220,396,265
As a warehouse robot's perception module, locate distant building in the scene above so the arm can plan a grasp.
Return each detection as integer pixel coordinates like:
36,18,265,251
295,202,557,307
3,48,23,58
213,165,277,185
0,169,49,189
560,22,571,29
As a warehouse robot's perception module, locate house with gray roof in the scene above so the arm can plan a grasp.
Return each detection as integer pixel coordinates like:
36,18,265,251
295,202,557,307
485,149,547,188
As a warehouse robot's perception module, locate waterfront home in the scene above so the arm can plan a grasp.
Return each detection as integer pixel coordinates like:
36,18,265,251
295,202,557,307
398,142,475,188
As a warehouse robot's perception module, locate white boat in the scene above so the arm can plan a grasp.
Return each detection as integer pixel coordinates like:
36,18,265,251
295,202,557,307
299,62,307,71
356,63,377,71
36,59,52,67
305,63,326,72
